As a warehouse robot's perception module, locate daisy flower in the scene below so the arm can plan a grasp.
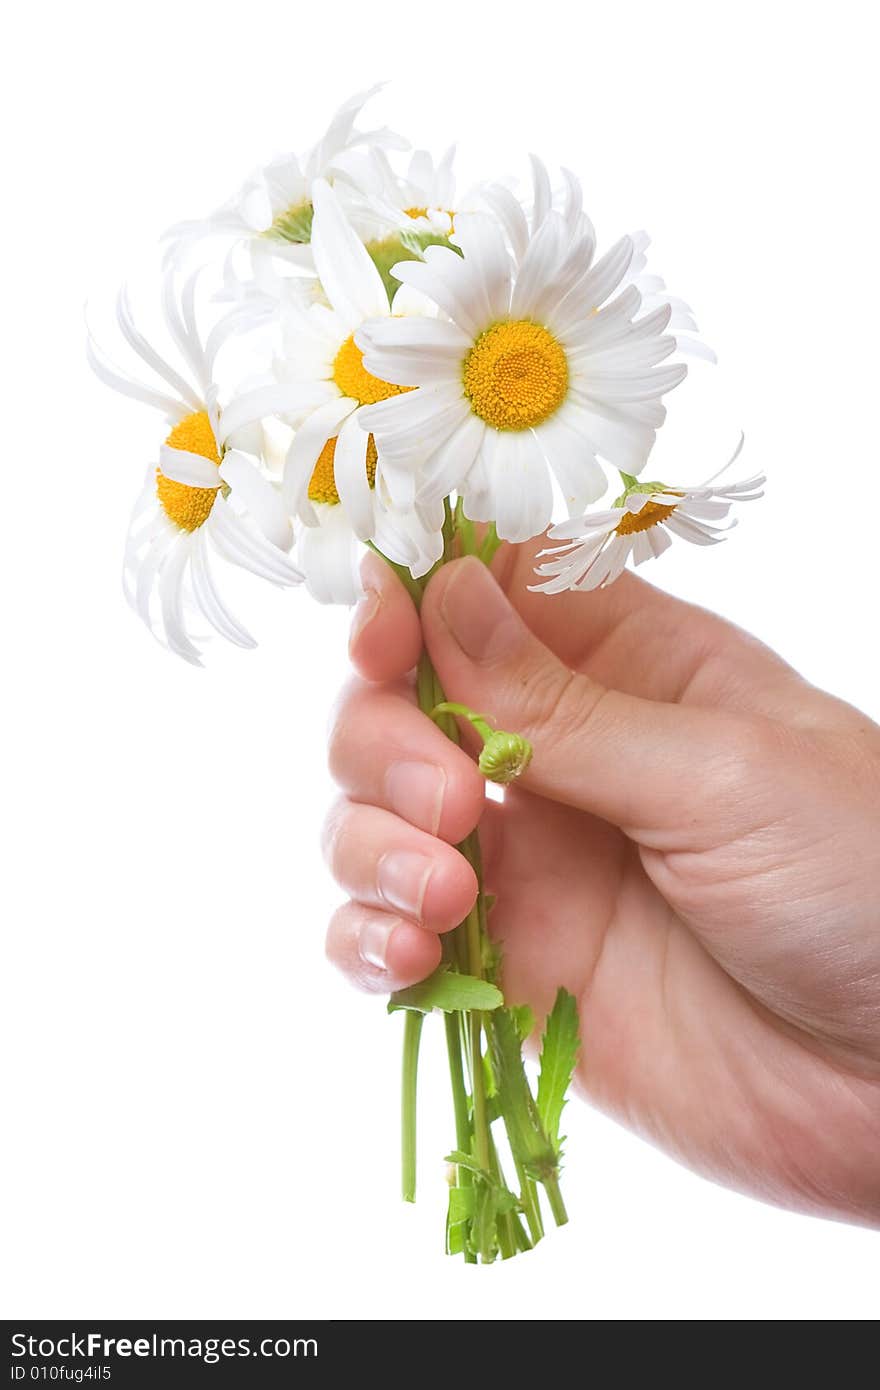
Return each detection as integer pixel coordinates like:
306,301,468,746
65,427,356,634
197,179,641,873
88,271,302,664
164,86,404,270
277,178,444,603
355,197,689,544
349,146,459,241
531,442,765,593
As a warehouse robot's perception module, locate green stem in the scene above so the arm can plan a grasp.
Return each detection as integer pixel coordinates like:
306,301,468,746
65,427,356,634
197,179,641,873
401,1010,423,1203
444,1013,476,1265
543,1172,569,1227
516,1162,545,1245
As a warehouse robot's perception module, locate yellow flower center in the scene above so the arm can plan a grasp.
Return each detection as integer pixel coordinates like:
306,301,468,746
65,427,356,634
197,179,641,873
462,320,568,431
332,335,412,406
615,500,679,535
404,206,429,219
308,434,379,506
156,410,221,532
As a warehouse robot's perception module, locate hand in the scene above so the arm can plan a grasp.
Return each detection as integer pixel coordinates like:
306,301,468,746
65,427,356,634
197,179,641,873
323,542,880,1226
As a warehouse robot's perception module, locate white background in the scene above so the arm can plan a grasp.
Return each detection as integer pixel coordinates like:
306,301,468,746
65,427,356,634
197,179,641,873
2,0,878,1321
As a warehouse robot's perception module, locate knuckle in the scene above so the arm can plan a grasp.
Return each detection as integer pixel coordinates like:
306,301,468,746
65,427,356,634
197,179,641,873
326,678,368,780
320,798,353,867
324,902,352,960
528,666,608,745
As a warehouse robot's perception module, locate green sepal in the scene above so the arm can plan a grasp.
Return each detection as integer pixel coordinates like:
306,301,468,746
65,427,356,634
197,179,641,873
536,988,581,1156
367,228,461,303
388,966,503,1015
264,200,314,245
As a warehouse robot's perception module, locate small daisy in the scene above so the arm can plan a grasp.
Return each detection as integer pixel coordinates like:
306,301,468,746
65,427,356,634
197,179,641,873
531,442,765,593
164,86,404,270
356,197,689,543
277,178,444,603
88,270,302,664
348,145,464,241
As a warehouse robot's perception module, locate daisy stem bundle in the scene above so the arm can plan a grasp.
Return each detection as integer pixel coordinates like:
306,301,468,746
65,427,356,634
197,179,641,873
377,515,575,1263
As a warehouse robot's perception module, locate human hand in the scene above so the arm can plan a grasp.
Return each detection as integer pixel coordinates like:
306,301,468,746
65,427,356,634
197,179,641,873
323,543,880,1226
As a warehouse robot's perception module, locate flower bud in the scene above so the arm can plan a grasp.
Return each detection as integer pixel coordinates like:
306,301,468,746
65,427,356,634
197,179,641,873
478,731,533,785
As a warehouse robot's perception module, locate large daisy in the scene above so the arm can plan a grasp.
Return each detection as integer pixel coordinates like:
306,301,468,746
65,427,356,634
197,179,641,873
355,200,689,543
277,178,444,603
531,444,765,593
88,271,302,664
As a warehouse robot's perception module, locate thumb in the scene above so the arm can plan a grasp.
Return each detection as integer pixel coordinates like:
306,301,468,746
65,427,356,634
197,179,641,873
422,557,771,849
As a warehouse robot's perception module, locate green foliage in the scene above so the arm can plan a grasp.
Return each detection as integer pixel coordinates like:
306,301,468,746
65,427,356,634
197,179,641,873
510,1004,536,1042
536,988,581,1155
489,1008,557,1182
388,967,503,1015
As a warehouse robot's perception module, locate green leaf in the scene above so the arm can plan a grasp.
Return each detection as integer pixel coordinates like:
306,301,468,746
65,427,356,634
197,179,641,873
388,967,503,1015
536,988,581,1155
447,1219,467,1256
444,1151,491,1181
447,1186,475,1226
510,1004,535,1042
489,1009,557,1181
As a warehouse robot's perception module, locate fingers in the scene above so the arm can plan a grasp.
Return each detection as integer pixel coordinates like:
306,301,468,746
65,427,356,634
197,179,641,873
328,678,485,843
348,551,421,683
499,538,805,715
326,902,442,994
322,799,478,933
421,557,774,848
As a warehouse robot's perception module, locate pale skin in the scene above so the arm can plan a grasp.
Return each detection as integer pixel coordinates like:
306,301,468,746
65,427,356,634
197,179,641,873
323,543,880,1227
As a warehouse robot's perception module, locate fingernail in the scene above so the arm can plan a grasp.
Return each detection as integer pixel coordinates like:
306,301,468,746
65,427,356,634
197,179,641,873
439,558,523,662
348,587,380,655
359,916,402,970
386,761,447,835
377,851,433,919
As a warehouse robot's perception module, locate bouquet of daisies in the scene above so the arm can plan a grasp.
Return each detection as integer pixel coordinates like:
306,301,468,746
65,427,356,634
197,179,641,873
89,87,763,1263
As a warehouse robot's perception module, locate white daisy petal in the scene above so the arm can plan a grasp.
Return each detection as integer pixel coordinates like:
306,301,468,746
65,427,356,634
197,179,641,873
87,334,190,422
131,525,177,625
332,409,375,541
189,530,257,648
158,539,203,665
551,235,634,330
357,316,469,386
490,430,554,544
116,285,203,413
358,382,467,449
418,412,487,502
208,500,302,585
449,214,512,323
529,154,553,231
219,449,295,552
390,254,486,338
311,179,388,326
533,409,607,512
158,445,221,488
282,396,357,516
482,182,529,263
298,504,363,605
218,382,338,444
